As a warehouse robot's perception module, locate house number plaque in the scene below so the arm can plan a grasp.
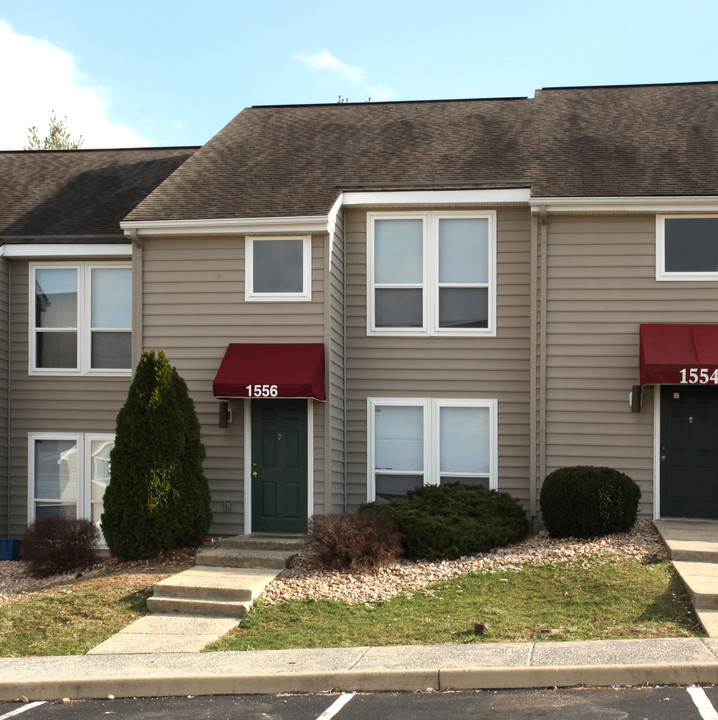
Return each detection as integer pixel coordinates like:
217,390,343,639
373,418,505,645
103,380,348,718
679,369,718,384
245,384,279,397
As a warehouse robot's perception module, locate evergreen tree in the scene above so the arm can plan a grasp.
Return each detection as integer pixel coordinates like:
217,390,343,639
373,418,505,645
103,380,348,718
101,350,212,560
25,111,84,150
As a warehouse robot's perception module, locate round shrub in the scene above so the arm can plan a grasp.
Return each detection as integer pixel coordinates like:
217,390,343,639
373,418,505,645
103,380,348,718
22,517,98,578
540,465,641,539
360,483,529,561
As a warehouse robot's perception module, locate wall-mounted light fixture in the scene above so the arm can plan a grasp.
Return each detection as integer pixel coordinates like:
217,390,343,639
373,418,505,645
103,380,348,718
629,385,642,413
218,400,232,428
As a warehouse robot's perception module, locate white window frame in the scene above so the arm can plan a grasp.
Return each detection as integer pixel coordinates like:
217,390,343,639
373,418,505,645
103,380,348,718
245,235,312,302
656,214,718,281
29,261,132,376
367,211,497,337
367,397,498,501
28,432,114,546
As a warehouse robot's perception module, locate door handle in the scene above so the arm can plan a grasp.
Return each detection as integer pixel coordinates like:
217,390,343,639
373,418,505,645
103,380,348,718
252,471,258,477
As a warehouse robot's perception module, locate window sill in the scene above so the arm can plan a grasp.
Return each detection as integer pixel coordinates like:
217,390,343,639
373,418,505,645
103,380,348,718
28,369,133,378
245,293,312,302
367,328,497,338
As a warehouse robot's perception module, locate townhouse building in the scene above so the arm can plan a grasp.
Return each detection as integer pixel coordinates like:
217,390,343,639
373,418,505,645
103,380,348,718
2,81,718,541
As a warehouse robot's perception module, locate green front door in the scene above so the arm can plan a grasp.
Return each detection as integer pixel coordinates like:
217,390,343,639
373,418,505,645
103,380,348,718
660,385,718,519
251,399,308,533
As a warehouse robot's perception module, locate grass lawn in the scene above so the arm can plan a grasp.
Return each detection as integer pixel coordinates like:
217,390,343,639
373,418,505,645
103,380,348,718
0,548,193,657
206,558,703,651
0,581,151,657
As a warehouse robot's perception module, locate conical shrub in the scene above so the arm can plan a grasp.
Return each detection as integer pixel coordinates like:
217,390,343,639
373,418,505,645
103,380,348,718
101,349,212,560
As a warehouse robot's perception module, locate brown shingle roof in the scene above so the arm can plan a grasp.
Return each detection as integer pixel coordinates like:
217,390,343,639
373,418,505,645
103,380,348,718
126,82,718,223
0,147,196,240
532,82,718,197
125,98,537,222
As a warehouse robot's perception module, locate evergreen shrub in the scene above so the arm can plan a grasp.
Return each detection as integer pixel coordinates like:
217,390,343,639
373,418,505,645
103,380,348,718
360,483,529,560
306,512,403,571
540,465,641,539
101,349,212,560
22,517,98,577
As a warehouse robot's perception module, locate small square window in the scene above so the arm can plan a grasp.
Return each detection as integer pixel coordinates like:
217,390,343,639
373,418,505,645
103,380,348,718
657,215,718,280
246,236,312,301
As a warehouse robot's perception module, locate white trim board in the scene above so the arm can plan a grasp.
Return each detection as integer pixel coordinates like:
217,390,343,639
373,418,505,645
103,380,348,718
1,244,131,258
342,188,530,205
653,386,661,520
531,196,718,213
121,216,330,236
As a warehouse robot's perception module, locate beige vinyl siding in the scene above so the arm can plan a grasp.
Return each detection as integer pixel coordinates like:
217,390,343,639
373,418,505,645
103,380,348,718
0,259,8,536
543,214,718,518
328,211,346,513
344,207,532,512
142,234,329,535
7,259,130,538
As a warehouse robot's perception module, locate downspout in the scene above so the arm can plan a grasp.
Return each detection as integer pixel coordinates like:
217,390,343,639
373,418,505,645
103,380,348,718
6,260,11,537
126,229,143,367
538,207,548,519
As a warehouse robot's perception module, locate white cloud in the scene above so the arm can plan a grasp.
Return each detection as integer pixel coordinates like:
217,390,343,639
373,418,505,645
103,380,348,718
0,21,149,150
295,50,395,102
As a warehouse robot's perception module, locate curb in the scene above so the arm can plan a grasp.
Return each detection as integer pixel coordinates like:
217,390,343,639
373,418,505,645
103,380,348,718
3,664,718,701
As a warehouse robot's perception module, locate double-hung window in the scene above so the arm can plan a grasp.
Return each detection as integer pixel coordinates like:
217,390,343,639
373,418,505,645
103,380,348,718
657,215,718,280
245,236,312,301
368,211,496,336
30,262,132,374
28,432,114,543
368,398,497,502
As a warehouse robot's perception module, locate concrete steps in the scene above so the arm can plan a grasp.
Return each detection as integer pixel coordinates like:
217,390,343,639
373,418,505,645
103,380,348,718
147,536,304,619
654,520,718,636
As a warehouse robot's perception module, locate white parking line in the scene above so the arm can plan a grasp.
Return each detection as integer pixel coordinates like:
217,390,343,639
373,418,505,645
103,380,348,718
0,702,46,720
688,686,718,720
316,692,356,720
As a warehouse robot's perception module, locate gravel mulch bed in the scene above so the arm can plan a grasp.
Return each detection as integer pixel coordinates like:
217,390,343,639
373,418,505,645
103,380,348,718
261,520,668,606
0,522,668,609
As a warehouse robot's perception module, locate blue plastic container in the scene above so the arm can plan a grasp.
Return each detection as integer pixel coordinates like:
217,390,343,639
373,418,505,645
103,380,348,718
0,539,21,561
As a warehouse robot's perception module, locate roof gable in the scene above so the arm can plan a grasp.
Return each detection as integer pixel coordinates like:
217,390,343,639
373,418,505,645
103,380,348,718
125,98,536,223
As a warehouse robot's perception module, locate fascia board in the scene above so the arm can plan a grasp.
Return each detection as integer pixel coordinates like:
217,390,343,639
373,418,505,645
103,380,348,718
342,189,531,205
0,243,132,258
121,216,331,236
531,196,718,213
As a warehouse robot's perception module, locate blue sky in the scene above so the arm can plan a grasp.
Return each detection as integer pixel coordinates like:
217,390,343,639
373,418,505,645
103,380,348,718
1,0,717,150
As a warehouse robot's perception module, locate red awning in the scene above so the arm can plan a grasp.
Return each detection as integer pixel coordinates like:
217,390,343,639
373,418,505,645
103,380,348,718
213,343,326,401
640,324,718,385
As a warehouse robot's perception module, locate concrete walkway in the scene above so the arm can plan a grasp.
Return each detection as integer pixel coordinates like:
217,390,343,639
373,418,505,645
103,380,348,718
89,536,300,654
3,638,718,700
654,519,718,636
